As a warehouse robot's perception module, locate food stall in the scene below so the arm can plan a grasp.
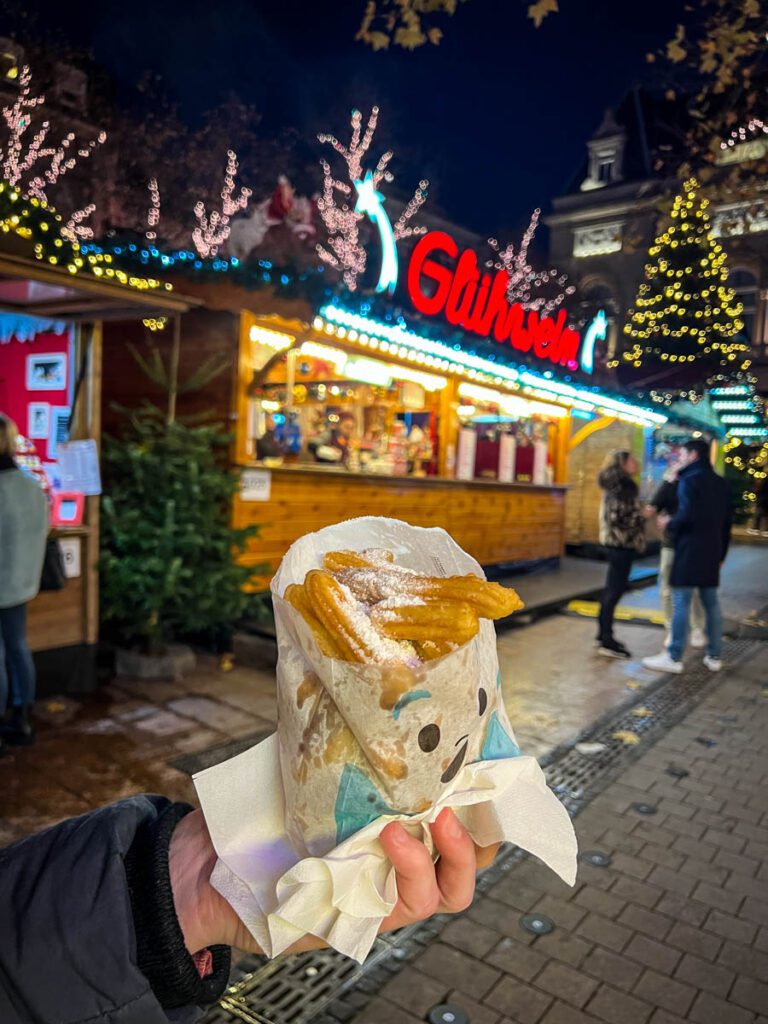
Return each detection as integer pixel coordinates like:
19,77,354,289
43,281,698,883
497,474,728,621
232,301,666,590
0,248,192,694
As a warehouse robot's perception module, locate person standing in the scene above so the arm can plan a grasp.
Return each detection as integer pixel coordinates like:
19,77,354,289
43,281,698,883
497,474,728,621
596,449,647,659
649,460,707,649
748,477,768,535
0,414,49,752
643,438,732,674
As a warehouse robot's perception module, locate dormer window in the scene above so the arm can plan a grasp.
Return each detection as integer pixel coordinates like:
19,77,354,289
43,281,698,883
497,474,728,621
581,109,626,192
54,63,87,114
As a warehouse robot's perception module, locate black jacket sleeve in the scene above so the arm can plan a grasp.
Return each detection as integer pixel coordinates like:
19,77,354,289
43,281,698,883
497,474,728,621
650,480,675,515
0,796,231,1024
721,479,733,561
667,474,695,538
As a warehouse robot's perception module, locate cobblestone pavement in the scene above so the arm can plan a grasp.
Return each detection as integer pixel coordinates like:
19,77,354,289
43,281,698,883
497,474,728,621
348,645,768,1024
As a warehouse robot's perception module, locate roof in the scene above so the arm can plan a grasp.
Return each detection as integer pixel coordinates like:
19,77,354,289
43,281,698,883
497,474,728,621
560,87,690,197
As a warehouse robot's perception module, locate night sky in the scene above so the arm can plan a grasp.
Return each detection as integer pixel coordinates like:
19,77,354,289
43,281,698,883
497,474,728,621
21,0,684,236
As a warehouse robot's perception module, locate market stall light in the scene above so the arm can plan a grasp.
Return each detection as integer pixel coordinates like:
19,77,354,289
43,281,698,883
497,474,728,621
457,405,476,417
299,341,348,372
389,366,448,391
249,324,295,350
343,356,393,387
458,382,565,419
260,399,281,411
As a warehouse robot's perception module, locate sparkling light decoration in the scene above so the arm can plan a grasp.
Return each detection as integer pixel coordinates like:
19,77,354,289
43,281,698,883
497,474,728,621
192,150,251,258
61,204,96,243
616,178,749,388
488,208,575,317
720,118,768,151
146,178,160,241
316,106,428,290
0,67,106,205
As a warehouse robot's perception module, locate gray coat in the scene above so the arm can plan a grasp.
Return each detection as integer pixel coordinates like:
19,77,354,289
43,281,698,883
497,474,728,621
0,463,48,608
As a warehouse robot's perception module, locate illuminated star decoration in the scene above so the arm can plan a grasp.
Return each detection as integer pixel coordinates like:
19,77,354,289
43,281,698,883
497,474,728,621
353,170,398,295
317,106,428,292
488,208,574,318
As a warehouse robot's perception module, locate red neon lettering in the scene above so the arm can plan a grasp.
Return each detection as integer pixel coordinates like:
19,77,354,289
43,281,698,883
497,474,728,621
406,232,582,370
407,232,458,316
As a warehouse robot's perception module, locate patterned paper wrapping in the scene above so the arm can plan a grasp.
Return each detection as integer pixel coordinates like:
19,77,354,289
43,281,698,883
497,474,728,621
273,517,526,857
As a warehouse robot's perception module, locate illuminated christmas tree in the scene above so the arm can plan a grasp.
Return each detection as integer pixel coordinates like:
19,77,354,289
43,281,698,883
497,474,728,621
618,177,750,389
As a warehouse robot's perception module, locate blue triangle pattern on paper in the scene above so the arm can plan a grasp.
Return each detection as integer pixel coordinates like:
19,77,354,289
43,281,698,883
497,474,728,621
334,763,398,846
480,711,521,761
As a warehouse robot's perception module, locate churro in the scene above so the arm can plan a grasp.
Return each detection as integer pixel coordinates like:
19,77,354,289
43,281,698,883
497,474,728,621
285,550,522,665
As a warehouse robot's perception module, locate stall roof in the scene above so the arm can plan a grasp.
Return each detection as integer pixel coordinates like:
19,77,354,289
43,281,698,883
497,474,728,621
0,252,198,321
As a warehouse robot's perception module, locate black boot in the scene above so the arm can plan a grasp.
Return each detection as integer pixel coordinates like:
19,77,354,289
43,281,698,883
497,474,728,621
1,705,35,746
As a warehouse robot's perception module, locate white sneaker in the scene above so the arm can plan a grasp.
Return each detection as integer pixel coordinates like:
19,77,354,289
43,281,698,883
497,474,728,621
642,651,684,674
690,628,706,649
703,656,722,672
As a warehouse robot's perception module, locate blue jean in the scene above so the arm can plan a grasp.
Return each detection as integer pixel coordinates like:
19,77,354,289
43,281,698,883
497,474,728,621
669,587,722,662
0,603,36,714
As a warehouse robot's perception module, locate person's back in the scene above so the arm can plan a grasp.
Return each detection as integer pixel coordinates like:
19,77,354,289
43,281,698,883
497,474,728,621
0,462,48,610
670,456,731,589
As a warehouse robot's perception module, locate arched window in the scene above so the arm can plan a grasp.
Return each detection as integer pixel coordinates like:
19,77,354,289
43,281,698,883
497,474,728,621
580,282,619,361
730,267,759,348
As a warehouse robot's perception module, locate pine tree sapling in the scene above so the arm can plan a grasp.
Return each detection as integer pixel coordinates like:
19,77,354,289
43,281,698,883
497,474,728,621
100,407,256,654
619,178,750,389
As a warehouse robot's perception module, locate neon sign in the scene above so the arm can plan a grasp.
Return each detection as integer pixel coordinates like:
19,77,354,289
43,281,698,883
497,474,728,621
580,309,607,375
407,231,584,370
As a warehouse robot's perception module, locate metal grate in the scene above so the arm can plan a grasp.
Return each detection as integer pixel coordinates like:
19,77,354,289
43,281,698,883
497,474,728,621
201,637,761,1024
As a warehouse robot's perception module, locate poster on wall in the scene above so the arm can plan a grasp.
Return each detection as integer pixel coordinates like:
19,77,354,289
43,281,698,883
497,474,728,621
47,407,71,460
25,353,67,391
57,439,101,496
27,402,50,439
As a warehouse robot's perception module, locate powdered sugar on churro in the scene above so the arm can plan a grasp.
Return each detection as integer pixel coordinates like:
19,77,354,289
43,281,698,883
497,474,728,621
336,581,416,663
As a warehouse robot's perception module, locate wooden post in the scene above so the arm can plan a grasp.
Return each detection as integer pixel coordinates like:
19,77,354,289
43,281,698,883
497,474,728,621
84,320,102,646
167,313,182,426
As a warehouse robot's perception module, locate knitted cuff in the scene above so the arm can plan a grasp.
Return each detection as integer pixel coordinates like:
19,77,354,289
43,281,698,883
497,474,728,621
124,801,231,1010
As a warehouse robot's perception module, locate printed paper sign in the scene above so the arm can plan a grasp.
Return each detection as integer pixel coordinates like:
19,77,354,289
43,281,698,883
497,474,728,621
57,439,102,496
59,537,81,579
241,468,271,501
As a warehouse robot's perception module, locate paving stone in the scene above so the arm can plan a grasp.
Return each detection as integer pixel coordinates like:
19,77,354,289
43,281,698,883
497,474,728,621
586,983,653,1024
633,969,696,1017
666,921,722,961
534,962,598,1010
440,918,502,958
637,844,685,872
486,938,549,982
715,848,762,877
593,828,646,856
624,934,682,976
582,946,643,992
540,1003,597,1024
617,904,673,941
445,990,502,1024
490,878,547,914
572,887,626,920
730,975,768,1015
610,876,665,910
692,880,744,915
531,931,592,969
575,913,633,953
485,975,553,1023
655,893,709,928
633,822,680,848
705,909,758,946
689,991,756,1024
468,897,536,941
740,897,768,928
355,996,422,1024
678,856,730,887
670,834,717,863
531,896,587,933
673,951,735,998
646,865,696,898
648,1011,688,1024
414,943,501,1000
166,695,263,735
717,940,768,981
379,968,448,1016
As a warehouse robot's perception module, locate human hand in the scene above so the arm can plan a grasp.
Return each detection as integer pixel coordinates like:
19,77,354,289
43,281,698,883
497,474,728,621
657,513,671,530
170,808,498,957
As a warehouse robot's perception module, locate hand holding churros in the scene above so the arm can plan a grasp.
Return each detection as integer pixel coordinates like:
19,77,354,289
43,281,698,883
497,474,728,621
284,547,523,665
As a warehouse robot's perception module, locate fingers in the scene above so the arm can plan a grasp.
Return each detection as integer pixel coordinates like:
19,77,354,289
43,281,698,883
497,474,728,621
431,808,477,913
380,821,440,921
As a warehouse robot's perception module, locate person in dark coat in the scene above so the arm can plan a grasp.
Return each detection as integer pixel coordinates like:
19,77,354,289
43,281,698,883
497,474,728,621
0,796,496,1023
749,477,768,534
643,438,732,675
596,449,648,659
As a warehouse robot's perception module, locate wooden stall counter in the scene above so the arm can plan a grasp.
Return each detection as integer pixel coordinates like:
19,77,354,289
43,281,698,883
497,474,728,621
234,465,567,591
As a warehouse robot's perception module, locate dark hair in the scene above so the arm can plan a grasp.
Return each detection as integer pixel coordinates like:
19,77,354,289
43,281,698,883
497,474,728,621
684,438,711,463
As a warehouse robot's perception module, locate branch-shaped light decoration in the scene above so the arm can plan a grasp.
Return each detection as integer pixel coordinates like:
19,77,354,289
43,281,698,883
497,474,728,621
317,106,428,292
720,117,768,152
0,67,106,206
488,208,574,317
146,178,161,241
192,149,251,258
61,203,96,242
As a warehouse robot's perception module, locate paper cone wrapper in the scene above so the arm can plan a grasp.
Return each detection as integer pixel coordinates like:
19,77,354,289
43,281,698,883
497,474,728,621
194,517,577,962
